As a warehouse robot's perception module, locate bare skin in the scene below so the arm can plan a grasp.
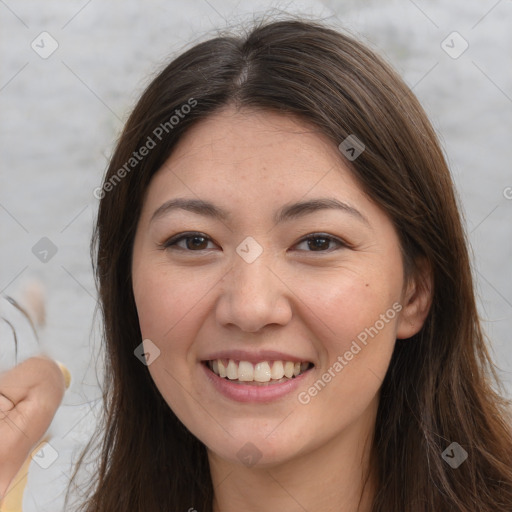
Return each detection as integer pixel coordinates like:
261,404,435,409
131,107,431,511
0,357,66,499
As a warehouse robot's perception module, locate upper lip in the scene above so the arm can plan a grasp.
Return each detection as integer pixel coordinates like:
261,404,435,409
201,350,314,365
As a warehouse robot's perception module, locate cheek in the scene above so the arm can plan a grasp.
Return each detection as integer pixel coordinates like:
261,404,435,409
132,266,203,414
298,278,399,423
302,266,401,346
133,263,204,342
297,264,401,407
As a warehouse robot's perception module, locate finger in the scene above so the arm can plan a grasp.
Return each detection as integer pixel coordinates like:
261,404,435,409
0,357,66,497
0,392,15,413
0,356,66,405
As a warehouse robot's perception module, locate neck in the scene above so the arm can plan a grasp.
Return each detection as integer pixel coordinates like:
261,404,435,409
209,399,378,512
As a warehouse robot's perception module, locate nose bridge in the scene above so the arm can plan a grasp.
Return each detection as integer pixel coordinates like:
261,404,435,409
216,242,292,332
233,249,272,296
231,234,274,292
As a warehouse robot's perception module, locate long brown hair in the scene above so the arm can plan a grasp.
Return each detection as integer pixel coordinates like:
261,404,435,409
70,17,512,511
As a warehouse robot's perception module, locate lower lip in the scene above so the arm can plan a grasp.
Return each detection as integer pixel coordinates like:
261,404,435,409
201,363,313,403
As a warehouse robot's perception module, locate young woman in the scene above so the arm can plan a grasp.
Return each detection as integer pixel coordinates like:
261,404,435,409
73,18,512,511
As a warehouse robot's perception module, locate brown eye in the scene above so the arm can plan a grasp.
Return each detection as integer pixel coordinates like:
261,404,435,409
163,232,216,251
307,237,330,251
185,235,209,250
294,234,345,252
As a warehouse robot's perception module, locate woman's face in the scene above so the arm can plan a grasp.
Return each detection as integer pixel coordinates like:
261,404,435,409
132,107,421,469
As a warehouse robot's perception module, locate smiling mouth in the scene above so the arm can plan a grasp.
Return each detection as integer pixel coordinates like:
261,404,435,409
203,359,314,385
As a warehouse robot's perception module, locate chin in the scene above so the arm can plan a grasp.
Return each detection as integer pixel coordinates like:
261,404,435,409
203,427,312,470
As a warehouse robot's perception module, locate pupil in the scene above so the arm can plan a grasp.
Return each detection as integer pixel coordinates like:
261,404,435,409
188,236,207,250
309,237,329,251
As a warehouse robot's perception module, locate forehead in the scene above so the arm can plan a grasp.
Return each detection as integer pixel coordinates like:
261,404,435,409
144,107,367,208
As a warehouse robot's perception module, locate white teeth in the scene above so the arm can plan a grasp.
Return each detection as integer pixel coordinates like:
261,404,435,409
254,362,271,382
271,360,284,380
218,359,227,378
284,361,294,378
227,359,238,380
208,358,311,382
238,360,254,381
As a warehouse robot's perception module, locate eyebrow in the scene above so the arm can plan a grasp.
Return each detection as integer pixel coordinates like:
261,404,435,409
151,197,370,226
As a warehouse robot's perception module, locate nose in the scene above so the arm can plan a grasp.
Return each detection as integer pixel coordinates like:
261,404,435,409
215,252,293,333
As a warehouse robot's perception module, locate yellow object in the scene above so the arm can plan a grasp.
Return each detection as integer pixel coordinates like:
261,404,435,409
0,449,32,512
56,361,71,389
0,363,70,512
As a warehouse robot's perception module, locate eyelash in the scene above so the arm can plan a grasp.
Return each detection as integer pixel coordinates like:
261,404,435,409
160,231,348,253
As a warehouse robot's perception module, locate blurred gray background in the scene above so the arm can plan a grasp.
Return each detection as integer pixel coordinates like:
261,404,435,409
1,0,511,509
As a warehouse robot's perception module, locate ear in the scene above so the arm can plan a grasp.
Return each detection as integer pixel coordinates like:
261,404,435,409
396,258,433,340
